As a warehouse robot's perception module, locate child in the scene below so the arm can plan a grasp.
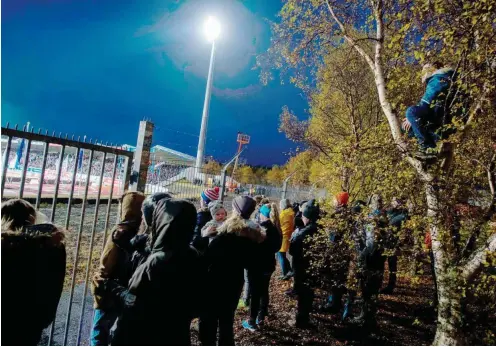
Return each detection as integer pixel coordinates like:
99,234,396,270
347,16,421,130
202,201,227,242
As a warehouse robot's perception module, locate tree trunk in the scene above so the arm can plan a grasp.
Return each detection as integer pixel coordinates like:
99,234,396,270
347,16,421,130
433,279,466,345
425,182,467,345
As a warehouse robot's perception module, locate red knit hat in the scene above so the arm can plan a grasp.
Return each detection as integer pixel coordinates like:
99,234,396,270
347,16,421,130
202,187,220,203
336,192,349,206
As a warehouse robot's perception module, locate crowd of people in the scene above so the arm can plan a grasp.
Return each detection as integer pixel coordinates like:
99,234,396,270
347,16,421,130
1,185,420,346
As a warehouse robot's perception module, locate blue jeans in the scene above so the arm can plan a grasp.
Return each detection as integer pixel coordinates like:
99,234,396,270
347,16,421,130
90,308,118,346
277,252,291,276
405,104,441,148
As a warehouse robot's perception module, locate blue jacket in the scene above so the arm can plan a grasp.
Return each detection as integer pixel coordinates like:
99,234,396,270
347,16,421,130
421,68,455,107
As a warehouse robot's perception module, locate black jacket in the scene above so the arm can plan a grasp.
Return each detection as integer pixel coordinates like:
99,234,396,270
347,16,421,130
1,224,66,346
289,221,318,285
191,209,212,253
294,211,305,230
248,220,282,274
111,198,201,346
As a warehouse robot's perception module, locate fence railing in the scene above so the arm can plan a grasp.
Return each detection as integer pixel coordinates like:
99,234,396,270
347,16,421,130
1,125,134,346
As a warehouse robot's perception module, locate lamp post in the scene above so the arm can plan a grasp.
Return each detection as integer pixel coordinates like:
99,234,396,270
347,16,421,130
196,16,220,170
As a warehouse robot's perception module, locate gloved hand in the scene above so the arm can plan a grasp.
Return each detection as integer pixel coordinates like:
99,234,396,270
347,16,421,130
130,234,148,253
103,279,136,309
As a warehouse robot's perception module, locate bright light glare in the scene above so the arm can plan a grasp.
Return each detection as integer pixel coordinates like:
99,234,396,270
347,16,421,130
204,16,220,41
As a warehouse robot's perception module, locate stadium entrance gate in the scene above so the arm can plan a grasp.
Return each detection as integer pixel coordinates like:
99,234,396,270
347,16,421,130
1,124,133,345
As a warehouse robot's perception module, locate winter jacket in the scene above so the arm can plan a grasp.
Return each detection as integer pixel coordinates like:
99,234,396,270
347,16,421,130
201,219,225,242
92,192,145,309
421,68,455,108
2,224,66,346
111,198,201,346
191,208,212,253
289,221,318,286
279,208,295,252
249,220,282,274
202,215,265,313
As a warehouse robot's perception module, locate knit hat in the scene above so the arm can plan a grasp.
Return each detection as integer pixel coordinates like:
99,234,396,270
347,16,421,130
208,201,225,218
302,199,320,221
142,192,172,227
335,192,349,206
260,204,271,218
232,196,256,219
201,187,220,204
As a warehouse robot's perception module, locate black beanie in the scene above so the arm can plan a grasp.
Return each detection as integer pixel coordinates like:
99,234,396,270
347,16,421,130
302,199,320,221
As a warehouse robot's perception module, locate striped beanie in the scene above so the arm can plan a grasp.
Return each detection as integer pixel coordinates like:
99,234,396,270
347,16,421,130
201,187,220,204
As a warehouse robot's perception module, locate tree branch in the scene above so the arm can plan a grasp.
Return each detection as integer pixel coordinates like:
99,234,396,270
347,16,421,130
462,232,496,281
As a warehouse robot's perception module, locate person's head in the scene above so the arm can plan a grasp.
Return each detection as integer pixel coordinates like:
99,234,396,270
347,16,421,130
254,195,263,205
142,192,172,228
118,192,146,229
1,199,37,230
209,201,227,222
259,204,271,222
391,197,403,209
421,61,443,84
201,187,220,208
232,196,257,219
149,198,197,252
260,197,270,206
302,199,320,225
299,200,308,213
279,198,291,211
369,194,383,211
334,192,350,207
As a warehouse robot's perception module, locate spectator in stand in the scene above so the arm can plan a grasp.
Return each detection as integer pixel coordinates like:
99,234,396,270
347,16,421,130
278,198,295,280
199,196,265,346
192,187,220,253
1,199,66,346
242,203,282,331
201,201,227,243
90,192,145,346
288,200,320,328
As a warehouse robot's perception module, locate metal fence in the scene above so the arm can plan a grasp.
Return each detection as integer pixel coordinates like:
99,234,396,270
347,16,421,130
1,124,133,346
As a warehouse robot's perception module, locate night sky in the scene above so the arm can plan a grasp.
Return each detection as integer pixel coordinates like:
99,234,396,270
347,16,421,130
1,0,307,166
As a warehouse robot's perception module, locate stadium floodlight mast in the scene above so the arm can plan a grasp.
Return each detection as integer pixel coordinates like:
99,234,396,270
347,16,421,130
195,16,220,170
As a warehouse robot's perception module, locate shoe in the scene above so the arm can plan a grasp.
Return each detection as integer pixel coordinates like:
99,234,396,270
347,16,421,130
256,317,265,328
242,320,257,332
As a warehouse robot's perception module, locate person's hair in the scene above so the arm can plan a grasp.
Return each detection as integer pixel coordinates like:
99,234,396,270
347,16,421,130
279,198,291,211
269,202,283,234
1,199,37,231
431,61,443,69
260,197,270,205
254,195,263,204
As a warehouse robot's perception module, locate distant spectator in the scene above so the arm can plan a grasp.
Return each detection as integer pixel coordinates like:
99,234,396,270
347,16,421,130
1,199,66,346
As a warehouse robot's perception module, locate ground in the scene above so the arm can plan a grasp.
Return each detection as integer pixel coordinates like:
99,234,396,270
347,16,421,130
189,270,437,346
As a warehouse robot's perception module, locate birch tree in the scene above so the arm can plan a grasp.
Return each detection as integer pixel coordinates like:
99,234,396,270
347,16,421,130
259,0,496,344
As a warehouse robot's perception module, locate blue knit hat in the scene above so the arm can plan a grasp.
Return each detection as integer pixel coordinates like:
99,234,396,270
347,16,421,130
260,204,271,218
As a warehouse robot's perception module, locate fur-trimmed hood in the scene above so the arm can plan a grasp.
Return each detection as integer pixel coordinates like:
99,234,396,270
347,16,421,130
1,223,65,249
217,215,265,243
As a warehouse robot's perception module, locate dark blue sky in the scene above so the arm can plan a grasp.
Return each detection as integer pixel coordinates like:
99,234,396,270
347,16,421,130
1,0,307,166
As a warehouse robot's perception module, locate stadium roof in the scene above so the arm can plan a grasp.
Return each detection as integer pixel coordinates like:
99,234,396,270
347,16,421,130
122,144,196,165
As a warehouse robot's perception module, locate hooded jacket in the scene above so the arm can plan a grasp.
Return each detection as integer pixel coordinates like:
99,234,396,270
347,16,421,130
111,198,201,346
2,224,66,346
202,215,265,312
279,207,295,252
92,191,145,309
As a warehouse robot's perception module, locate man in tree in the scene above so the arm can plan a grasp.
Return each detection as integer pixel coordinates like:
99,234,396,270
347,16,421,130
402,62,456,152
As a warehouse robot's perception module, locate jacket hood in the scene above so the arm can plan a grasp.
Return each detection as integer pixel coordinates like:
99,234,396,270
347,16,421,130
2,223,65,249
150,198,197,253
217,215,265,243
119,192,146,225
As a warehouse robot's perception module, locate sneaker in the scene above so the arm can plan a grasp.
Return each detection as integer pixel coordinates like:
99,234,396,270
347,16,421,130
242,320,257,332
256,317,265,328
